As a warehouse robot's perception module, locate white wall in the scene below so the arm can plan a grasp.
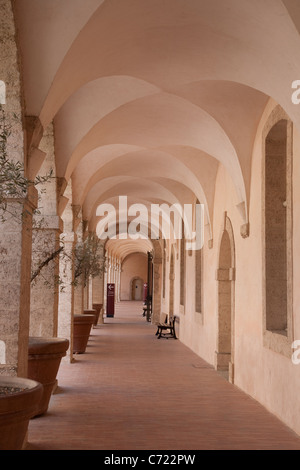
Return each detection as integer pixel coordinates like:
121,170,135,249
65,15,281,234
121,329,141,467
164,99,300,436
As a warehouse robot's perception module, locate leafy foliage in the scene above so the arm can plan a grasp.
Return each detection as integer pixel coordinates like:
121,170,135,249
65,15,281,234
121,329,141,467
0,105,27,220
0,105,104,289
73,233,104,287
0,104,53,222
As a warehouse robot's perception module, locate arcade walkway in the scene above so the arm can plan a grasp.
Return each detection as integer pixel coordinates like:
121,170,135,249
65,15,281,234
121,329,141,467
27,302,300,450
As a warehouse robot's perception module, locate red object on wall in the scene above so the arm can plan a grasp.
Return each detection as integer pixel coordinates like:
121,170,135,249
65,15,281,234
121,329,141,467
106,283,115,317
143,283,148,302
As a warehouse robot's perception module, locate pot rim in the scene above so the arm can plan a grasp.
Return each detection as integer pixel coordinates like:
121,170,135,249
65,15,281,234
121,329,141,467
28,337,70,355
0,376,43,412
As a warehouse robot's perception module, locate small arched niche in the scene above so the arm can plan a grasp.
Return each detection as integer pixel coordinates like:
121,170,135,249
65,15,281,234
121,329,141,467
215,214,235,383
262,107,293,357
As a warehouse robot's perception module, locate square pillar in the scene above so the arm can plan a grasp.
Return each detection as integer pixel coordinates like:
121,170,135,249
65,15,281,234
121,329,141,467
152,257,162,324
0,190,37,377
74,277,84,314
58,231,75,362
30,215,63,337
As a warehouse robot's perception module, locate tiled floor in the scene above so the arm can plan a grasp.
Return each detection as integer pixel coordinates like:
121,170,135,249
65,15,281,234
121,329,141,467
26,301,300,450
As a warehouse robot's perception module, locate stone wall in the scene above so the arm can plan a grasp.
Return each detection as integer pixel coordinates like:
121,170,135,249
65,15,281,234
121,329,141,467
0,0,32,376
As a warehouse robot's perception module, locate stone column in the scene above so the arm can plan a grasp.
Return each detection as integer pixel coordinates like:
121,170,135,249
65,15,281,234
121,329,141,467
107,257,111,283
29,122,62,337
88,276,93,308
103,257,108,314
0,189,37,377
83,277,92,310
57,231,76,362
73,211,84,314
74,277,84,315
92,274,104,305
116,261,121,302
0,0,35,377
92,240,105,306
152,256,162,324
111,258,116,285
30,215,63,337
83,283,89,310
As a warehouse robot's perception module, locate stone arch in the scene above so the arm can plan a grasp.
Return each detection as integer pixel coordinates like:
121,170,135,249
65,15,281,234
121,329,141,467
215,213,235,383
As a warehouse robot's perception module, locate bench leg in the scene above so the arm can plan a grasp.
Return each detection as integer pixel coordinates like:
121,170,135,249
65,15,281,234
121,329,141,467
156,325,177,339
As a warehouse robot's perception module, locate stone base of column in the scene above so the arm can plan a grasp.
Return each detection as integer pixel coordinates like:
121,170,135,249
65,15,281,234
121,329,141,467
214,351,231,371
229,361,234,384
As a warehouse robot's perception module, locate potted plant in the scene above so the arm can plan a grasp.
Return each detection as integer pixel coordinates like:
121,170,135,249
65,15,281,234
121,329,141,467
0,105,66,421
72,234,104,352
0,376,43,450
73,313,96,354
73,233,104,289
92,303,103,325
27,336,69,416
83,308,98,326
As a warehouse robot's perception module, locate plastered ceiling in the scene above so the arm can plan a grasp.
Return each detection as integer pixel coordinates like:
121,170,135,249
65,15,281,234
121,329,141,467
13,0,300,257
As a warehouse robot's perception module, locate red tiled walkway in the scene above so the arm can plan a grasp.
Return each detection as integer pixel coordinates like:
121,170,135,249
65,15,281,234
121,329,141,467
27,302,300,450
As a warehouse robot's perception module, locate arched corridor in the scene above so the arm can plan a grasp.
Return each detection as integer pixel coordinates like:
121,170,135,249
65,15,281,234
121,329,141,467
27,302,300,450
1,0,300,451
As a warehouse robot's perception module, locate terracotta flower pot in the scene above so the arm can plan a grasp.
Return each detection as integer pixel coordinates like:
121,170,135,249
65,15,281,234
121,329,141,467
83,308,98,327
92,303,103,325
73,314,96,354
28,337,70,417
0,376,43,450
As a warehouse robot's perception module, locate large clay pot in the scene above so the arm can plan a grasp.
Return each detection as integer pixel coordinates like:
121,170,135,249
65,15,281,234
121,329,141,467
0,376,43,450
83,308,98,327
73,314,96,354
92,303,103,325
28,337,70,417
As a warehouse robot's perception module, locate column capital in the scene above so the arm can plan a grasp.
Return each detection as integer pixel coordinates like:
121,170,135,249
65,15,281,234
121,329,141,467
60,231,76,244
33,215,63,232
5,184,38,212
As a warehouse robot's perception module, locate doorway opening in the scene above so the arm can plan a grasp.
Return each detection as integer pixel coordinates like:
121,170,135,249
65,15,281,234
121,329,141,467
131,277,144,301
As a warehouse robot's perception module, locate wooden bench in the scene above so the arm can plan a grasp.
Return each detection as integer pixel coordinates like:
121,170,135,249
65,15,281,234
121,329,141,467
155,315,177,339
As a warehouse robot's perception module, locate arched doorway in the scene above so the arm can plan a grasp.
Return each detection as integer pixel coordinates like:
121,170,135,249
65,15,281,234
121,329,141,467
131,277,144,300
215,214,235,383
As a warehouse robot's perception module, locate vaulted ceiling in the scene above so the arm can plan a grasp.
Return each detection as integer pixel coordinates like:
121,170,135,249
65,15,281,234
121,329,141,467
13,0,300,256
